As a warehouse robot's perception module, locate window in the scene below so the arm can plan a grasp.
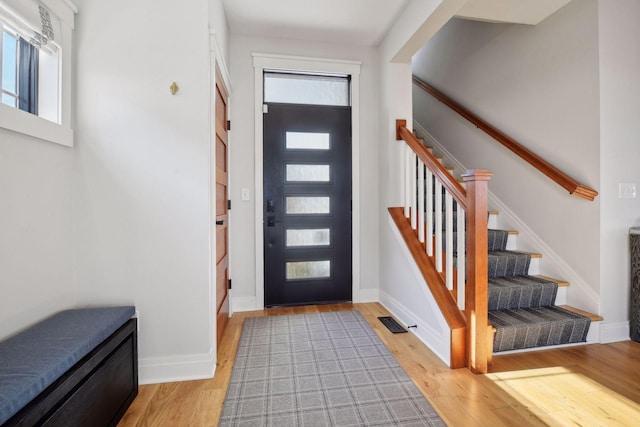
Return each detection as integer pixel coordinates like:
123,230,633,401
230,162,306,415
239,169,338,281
0,0,76,147
1,28,39,114
264,71,350,106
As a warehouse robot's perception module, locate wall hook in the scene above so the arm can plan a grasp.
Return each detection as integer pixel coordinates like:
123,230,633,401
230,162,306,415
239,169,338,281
170,82,179,95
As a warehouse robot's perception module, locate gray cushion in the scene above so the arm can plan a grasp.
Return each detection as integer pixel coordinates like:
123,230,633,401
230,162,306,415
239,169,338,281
0,306,135,424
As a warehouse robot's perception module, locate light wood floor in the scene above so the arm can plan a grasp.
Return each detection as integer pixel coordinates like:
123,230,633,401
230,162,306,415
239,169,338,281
118,303,640,426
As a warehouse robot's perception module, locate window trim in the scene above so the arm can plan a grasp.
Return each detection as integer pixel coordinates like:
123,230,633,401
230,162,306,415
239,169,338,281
0,0,76,147
0,101,72,145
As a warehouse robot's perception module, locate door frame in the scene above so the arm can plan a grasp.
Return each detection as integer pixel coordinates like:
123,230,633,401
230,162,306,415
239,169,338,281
253,53,361,310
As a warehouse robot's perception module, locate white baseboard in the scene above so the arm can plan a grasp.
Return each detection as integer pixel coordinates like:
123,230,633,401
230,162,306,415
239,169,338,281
232,296,258,312
139,350,215,385
357,288,379,303
586,320,601,343
599,321,630,343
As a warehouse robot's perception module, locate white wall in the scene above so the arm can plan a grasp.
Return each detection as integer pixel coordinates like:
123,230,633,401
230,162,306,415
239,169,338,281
228,35,380,309
411,0,601,301
74,0,216,383
209,0,229,65
598,0,640,331
0,130,75,340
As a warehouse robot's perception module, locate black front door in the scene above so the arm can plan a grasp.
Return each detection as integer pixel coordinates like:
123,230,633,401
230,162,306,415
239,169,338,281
263,103,352,307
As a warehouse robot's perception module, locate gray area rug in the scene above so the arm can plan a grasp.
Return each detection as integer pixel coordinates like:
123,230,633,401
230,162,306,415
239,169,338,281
220,311,445,426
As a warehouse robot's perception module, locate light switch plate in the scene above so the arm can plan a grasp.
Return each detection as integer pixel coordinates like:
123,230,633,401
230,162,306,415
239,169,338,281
619,183,637,199
241,188,250,201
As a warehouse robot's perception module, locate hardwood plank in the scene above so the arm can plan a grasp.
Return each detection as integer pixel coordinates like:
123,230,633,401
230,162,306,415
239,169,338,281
117,384,159,427
118,303,640,427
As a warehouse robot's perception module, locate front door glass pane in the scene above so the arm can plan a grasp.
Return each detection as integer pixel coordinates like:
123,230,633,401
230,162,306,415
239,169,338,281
286,196,330,214
286,164,330,182
286,229,330,247
286,260,331,280
285,132,330,150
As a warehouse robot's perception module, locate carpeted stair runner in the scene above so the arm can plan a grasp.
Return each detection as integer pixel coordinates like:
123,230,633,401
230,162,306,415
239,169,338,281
488,276,558,311
489,306,590,352
487,228,590,352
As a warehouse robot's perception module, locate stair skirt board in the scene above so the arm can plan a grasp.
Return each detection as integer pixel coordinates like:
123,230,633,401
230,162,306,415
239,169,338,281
490,306,591,352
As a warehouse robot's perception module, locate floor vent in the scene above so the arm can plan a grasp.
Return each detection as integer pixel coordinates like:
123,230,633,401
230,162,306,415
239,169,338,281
378,316,407,333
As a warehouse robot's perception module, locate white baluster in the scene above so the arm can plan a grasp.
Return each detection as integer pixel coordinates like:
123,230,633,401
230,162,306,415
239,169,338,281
418,160,425,243
445,192,453,290
411,153,417,230
435,179,443,272
457,205,466,310
404,145,411,218
426,170,433,256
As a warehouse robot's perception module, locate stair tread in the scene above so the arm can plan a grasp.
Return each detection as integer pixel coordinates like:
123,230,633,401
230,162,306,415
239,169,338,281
488,228,518,235
535,275,570,287
558,305,603,322
511,250,542,259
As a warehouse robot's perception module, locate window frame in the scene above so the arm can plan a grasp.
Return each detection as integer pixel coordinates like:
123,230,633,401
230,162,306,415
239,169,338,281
1,29,39,114
1,28,20,108
0,0,76,147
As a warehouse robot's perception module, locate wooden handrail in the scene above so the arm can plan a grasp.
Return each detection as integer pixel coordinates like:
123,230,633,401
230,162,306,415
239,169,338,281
412,75,598,201
396,120,467,208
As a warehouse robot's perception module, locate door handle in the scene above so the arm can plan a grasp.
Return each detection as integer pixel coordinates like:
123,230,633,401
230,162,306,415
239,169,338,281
216,220,224,225
266,216,282,227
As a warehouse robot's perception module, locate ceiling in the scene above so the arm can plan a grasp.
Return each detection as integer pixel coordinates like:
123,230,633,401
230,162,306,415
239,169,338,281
221,0,410,47
456,0,574,25
221,0,574,48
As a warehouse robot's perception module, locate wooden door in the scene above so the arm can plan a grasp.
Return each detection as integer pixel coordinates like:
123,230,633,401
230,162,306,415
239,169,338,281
215,66,229,346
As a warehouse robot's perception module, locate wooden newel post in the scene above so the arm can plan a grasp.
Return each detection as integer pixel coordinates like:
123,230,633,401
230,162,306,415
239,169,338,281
462,168,493,374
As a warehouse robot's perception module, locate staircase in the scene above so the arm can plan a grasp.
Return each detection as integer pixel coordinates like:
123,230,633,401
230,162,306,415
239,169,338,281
422,134,601,354
393,120,603,372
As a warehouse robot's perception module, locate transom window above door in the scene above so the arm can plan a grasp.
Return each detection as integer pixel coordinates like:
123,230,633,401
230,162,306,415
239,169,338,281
264,71,350,106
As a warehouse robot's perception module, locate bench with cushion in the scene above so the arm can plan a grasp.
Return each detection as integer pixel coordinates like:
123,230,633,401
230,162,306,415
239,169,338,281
0,306,138,426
